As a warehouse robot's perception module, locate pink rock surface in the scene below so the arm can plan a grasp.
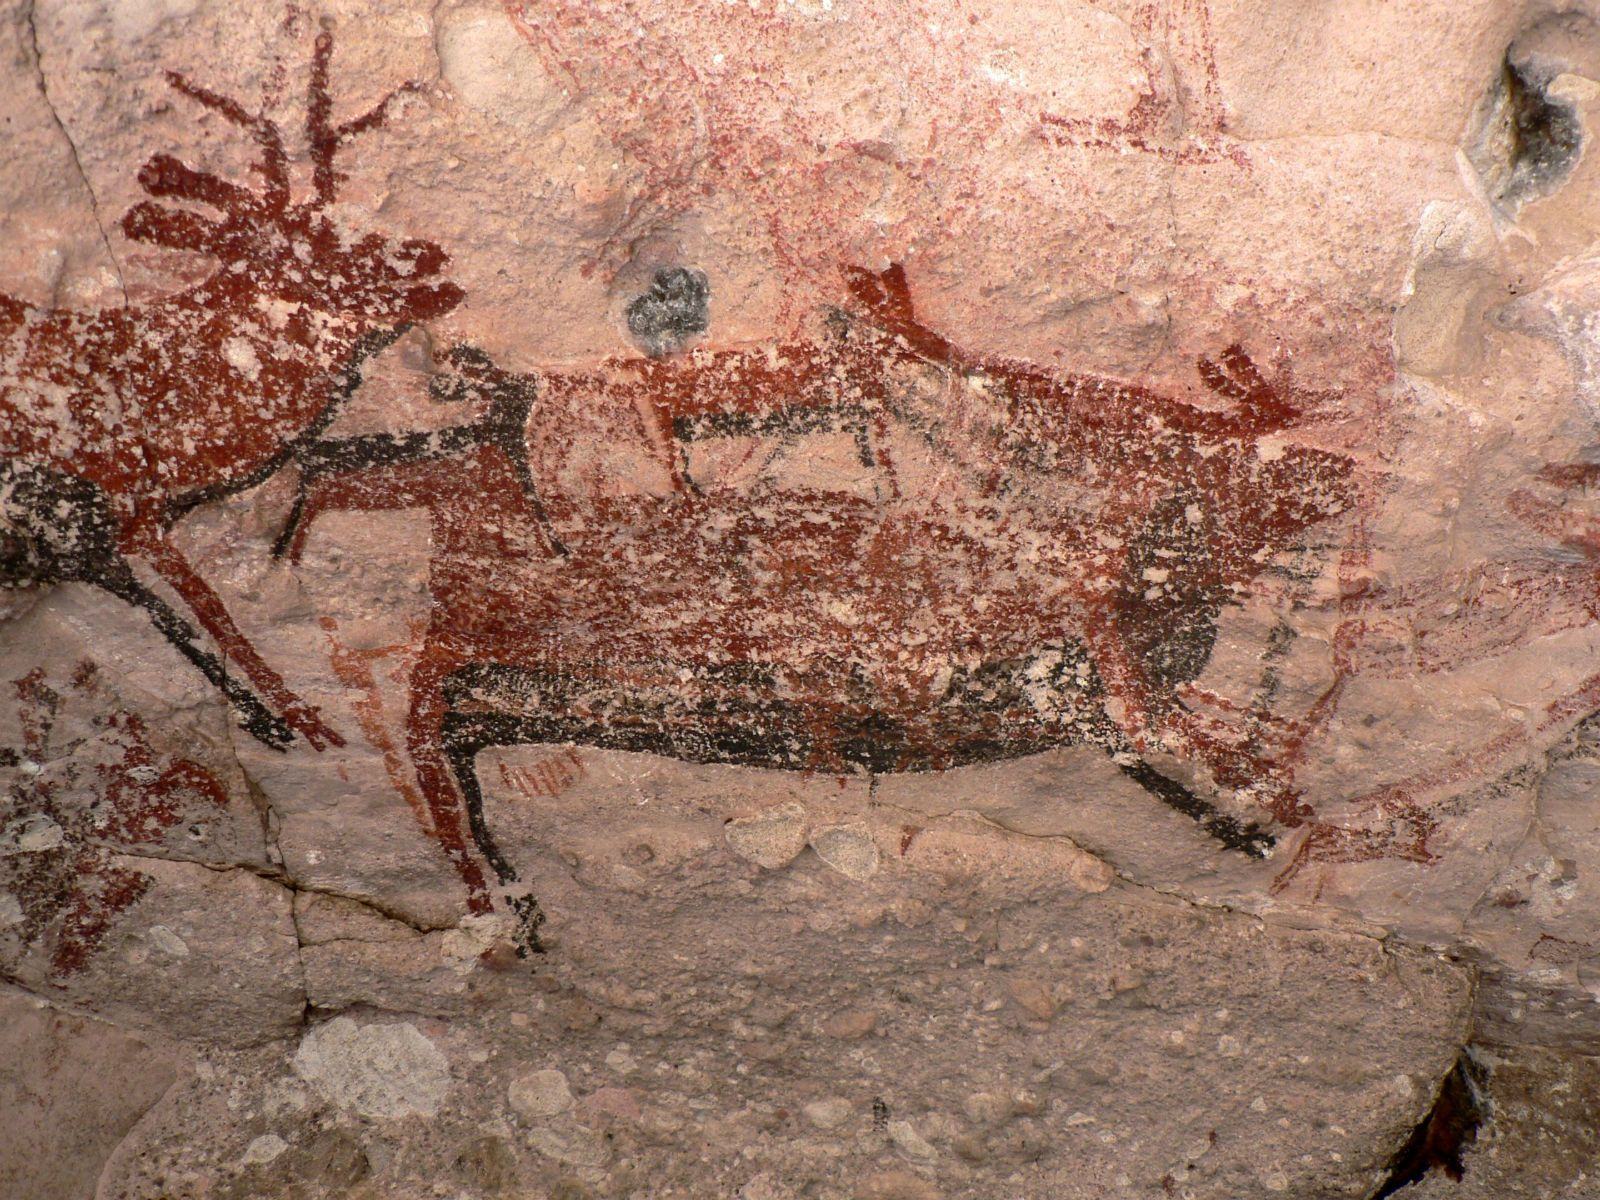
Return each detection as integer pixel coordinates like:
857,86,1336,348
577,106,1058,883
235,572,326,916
2,1,1599,1196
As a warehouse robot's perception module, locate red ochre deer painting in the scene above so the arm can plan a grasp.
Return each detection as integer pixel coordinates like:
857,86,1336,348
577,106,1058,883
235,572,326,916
0,32,462,750
0,663,230,980
281,262,1361,951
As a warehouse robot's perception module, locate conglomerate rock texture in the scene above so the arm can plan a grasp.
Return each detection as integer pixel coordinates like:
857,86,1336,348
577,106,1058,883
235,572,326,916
3,1,1600,1197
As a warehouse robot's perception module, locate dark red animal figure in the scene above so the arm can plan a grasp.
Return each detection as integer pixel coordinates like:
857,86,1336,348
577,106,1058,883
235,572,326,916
0,32,462,750
281,263,1357,951
0,663,231,979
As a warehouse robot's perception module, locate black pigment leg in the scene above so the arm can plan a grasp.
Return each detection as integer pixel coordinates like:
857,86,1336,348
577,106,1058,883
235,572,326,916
442,710,547,955
1117,759,1275,858
94,560,294,750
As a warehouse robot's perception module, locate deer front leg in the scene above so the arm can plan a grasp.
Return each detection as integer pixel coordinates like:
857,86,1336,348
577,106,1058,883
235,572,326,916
93,558,296,749
120,508,343,750
404,656,549,955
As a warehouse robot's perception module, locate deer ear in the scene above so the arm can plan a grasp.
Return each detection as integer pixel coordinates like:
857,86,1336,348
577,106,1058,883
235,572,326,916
120,201,225,255
137,153,251,212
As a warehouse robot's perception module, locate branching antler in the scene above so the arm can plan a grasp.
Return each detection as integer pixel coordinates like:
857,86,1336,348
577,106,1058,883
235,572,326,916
305,30,424,208
163,69,292,210
120,28,427,253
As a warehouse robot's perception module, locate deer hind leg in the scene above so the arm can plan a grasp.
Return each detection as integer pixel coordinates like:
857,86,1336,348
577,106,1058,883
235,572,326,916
272,464,395,564
120,517,343,750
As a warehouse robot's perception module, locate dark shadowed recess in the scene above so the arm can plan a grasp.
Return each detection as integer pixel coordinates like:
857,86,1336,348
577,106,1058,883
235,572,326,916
1474,12,1597,206
1373,1054,1487,1198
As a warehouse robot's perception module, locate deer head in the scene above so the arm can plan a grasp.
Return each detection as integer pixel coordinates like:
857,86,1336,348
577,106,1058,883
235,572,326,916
120,31,463,324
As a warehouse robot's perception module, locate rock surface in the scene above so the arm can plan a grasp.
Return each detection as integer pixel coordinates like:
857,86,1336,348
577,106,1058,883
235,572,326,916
2,0,1600,1196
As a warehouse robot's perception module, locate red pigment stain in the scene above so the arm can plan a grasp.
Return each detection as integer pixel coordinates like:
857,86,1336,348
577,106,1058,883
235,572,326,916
2,663,230,979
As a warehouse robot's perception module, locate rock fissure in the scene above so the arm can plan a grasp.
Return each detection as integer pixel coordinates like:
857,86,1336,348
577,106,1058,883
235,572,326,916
21,0,127,307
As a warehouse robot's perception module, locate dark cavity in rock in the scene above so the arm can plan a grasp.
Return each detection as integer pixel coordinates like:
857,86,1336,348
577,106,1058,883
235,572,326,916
1374,1052,1488,1197
627,267,710,357
1473,54,1585,207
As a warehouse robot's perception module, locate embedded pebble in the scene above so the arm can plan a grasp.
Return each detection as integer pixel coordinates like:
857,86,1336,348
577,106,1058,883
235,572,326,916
527,1125,608,1168
725,803,809,869
888,1118,939,1161
857,1170,943,1200
1007,976,1057,1020
819,1006,877,1038
292,1017,451,1120
962,1091,1012,1126
809,822,880,880
241,1133,287,1165
802,1096,853,1130
509,1068,574,1118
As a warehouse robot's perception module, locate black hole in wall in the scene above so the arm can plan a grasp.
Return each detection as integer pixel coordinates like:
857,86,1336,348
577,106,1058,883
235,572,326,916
626,267,710,358
1500,59,1584,202
1374,1054,1488,1198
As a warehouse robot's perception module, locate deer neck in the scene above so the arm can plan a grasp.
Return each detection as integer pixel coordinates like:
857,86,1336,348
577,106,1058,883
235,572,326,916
183,277,376,363
112,277,396,499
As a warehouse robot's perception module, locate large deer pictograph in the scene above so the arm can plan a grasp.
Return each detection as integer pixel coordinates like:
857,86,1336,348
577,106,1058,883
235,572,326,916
279,263,1360,952
0,32,462,750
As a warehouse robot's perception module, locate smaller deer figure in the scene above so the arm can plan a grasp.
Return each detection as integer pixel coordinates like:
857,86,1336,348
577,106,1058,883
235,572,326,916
0,32,462,750
275,344,566,563
277,263,1356,954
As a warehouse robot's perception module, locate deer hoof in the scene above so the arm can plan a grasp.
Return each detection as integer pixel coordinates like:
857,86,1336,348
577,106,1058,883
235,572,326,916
240,709,296,751
283,702,345,751
507,895,547,959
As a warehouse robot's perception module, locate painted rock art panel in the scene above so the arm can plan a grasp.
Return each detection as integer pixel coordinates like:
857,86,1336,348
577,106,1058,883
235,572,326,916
3,1,1600,1197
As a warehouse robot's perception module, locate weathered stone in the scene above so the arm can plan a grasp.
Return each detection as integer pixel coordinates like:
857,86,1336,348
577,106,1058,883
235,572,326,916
810,822,881,881
293,1017,452,1121
5,1,1600,1193
509,1068,575,1119
888,1118,939,1162
725,803,810,870
802,1097,853,1130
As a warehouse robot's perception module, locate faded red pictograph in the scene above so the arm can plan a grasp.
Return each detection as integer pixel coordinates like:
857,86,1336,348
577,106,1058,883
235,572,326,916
319,615,438,837
281,261,1363,949
0,663,230,979
500,0,1246,321
0,30,461,750
1266,459,1600,889
499,749,587,801
1039,0,1244,165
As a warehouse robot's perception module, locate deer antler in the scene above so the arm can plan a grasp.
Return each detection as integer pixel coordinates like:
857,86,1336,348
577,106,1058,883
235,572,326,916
162,70,292,211
120,64,293,250
305,31,424,208
120,32,430,252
